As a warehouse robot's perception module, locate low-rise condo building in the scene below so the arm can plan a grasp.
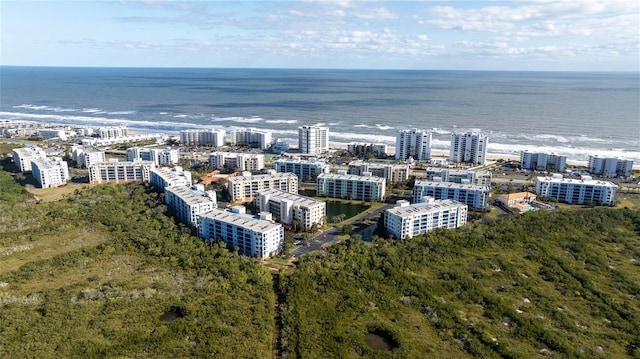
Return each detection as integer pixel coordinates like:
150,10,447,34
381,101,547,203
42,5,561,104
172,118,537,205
37,128,68,140
413,180,490,211
126,147,179,166
98,126,128,139
88,160,155,184
198,206,283,258
71,145,105,168
165,185,217,228
520,151,567,172
424,167,492,186
496,192,537,208
347,143,387,157
385,198,467,239
12,146,47,172
150,166,192,189
272,158,330,180
348,160,410,184
316,173,386,202
31,157,70,188
535,174,617,206
227,172,298,202
208,152,265,172
256,189,326,229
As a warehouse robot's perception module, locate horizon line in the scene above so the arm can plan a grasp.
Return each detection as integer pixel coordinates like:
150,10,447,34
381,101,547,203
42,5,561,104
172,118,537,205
1,65,638,74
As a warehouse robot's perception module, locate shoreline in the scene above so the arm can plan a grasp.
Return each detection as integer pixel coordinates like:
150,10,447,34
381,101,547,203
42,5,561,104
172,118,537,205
1,120,636,170
328,145,593,169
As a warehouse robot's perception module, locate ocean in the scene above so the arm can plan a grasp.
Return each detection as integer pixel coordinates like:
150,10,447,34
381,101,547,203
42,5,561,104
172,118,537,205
1,66,638,165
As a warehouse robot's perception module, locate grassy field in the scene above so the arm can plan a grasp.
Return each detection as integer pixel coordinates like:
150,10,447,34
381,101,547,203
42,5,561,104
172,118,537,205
0,179,275,358
26,184,91,202
279,208,640,358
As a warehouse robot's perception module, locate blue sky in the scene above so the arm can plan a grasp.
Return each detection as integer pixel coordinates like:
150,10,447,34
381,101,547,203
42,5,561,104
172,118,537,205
2,1,638,71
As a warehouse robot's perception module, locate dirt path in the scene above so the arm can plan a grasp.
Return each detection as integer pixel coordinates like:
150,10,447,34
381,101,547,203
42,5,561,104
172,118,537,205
272,273,283,359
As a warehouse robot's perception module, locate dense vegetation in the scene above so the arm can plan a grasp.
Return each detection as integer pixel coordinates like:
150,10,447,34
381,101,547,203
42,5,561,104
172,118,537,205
0,174,274,358
2,162,639,358
278,209,640,358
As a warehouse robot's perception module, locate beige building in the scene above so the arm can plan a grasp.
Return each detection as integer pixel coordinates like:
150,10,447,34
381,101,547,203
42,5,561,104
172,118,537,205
496,192,537,210
227,171,298,202
88,160,155,184
256,189,325,229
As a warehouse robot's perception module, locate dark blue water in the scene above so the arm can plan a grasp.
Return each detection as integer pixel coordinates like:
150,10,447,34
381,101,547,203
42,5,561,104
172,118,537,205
1,66,638,163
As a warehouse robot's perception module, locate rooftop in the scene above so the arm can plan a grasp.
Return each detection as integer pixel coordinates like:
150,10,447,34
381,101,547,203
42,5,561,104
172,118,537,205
13,146,45,157
229,172,297,182
31,157,66,170
165,186,216,206
200,208,281,232
318,173,386,184
257,188,324,207
274,158,328,165
387,199,466,217
415,179,490,190
498,192,536,200
537,175,617,187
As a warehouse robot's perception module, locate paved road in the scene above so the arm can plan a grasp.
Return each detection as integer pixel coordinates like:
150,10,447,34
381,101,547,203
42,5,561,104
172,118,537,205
290,203,393,257
291,226,342,257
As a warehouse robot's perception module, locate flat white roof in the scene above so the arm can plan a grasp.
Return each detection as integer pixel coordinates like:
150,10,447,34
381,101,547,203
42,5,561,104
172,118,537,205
318,173,386,184
537,176,617,187
274,158,328,165
230,172,297,182
31,157,65,170
13,146,44,156
387,199,466,217
166,186,215,205
257,188,323,207
415,180,489,190
200,208,281,232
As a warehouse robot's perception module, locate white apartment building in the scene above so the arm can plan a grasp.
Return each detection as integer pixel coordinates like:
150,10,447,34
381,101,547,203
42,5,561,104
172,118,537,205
588,156,633,178
88,160,155,184
298,126,329,155
230,128,273,150
385,198,468,239
180,129,226,147
413,180,490,211
37,128,68,140
126,147,179,166
72,145,105,168
272,159,330,180
395,129,432,161
347,143,387,157
227,172,299,202
450,132,489,165
98,126,128,139
150,166,193,189
256,189,326,229
12,146,47,172
208,152,265,172
520,151,567,172
81,134,163,147
30,157,70,188
424,168,492,186
198,206,284,258
316,173,386,202
535,174,617,206
348,160,410,184
165,185,217,228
